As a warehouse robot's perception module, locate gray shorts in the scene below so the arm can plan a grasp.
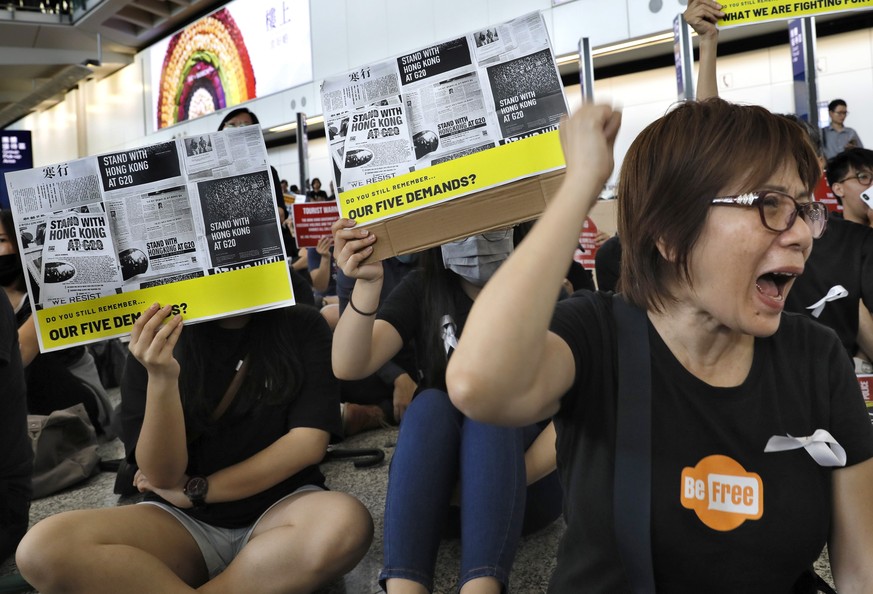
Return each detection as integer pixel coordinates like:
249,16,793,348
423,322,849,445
140,484,324,578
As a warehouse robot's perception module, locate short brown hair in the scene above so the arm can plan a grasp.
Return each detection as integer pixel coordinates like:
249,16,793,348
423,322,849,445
617,98,821,312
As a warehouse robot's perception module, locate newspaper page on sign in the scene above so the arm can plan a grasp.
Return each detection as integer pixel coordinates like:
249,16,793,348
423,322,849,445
4,126,294,352
321,11,568,226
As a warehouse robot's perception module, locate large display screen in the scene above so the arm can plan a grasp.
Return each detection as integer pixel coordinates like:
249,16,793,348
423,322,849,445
148,0,312,130
1,131,33,209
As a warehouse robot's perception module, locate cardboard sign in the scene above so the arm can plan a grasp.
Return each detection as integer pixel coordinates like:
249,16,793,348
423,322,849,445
321,12,568,259
292,201,340,248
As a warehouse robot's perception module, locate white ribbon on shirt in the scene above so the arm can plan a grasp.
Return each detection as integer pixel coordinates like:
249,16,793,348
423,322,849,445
440,315,459,356
806,285,848,318
764,429,847,467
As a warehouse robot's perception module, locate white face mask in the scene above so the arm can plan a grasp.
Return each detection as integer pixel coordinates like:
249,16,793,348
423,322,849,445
440,229,513,287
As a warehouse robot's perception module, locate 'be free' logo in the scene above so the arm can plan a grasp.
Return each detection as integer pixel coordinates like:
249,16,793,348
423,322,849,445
680,455,763,531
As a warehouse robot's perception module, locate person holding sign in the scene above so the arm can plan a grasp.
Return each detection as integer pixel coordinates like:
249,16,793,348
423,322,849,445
446,100,873,591
332,224,562,594
16,304,374,593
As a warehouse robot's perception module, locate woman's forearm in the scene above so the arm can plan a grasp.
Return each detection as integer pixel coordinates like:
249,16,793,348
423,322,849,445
332,277,400,379
448,105,620,424
135,374,188,488
205,427,329,503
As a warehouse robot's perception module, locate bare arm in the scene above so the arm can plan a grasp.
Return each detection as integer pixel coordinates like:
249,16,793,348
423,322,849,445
331,218,405,380
447,104,622,426
525,421,557,485
829,457,873,592
685,0,725,100
127,304,188,489
204,427,329,502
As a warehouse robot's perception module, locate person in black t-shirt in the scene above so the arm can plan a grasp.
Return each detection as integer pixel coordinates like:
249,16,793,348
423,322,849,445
448,99,873,591
16,305,373,592
332,222,562,594
0,289,31,562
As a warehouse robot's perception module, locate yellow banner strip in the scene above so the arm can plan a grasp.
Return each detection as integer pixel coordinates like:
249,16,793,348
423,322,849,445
338,130,566,225
718,0,873,27
36,261,294,351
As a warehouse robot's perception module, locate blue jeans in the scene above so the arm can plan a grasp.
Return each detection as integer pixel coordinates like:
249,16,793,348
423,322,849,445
380,389,561,592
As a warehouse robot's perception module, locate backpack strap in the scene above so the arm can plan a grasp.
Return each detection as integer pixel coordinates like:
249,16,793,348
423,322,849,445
612,294,656,593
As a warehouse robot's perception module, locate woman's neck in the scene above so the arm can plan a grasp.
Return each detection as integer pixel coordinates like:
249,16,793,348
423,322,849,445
647,304,754,388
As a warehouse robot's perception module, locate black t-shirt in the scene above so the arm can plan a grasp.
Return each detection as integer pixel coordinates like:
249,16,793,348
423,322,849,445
377,269,473,390
785,216,873,357
120,306,341,528
594,235,622,292
548,291,873,593
0,290,32,483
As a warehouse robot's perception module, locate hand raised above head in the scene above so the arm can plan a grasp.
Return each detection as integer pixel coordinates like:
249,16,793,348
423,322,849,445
684,0,724,40
331,217,383,282
128,303,183,378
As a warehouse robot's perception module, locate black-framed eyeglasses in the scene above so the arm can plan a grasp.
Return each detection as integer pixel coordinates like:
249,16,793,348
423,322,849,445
710,190,828,239
833,110,849,116
838,172,873,186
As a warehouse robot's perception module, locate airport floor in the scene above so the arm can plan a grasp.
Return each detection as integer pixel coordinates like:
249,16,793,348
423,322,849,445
0,387,836,593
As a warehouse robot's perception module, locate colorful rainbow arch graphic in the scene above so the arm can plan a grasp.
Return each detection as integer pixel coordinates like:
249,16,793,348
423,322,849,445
156,8,256,129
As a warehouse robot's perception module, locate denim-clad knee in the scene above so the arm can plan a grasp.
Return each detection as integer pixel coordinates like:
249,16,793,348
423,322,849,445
380,389,529,592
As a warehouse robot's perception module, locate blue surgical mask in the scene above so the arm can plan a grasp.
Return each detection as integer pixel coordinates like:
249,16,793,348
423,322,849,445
440,230,513,287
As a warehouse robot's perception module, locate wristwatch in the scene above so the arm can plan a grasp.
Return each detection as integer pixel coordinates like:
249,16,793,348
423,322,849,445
183,475,209,508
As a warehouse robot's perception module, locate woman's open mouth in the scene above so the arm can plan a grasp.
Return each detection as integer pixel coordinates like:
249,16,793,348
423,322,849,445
755,271,798,302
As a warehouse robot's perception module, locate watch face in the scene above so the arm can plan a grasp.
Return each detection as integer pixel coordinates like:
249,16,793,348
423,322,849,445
185,476,208,499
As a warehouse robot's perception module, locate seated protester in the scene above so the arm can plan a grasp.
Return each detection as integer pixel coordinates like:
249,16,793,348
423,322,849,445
335,252,419,435
0,289,31,562
0,210,115,435
332,223,562,593
17,304,373,592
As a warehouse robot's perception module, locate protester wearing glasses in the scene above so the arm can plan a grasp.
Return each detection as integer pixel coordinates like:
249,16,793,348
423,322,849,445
447,99,873,592
782,148,873,360
822,99,863,160
686,0,873,365
331,224,562,594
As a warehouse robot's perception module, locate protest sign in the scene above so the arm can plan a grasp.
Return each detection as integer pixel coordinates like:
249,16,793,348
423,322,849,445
321,11,568,257
291,201,340,248
5,126,294,352
575,217,602,270
717,0,873,27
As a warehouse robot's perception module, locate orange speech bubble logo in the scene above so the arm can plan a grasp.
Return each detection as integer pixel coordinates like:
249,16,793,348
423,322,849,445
680,455,763,531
